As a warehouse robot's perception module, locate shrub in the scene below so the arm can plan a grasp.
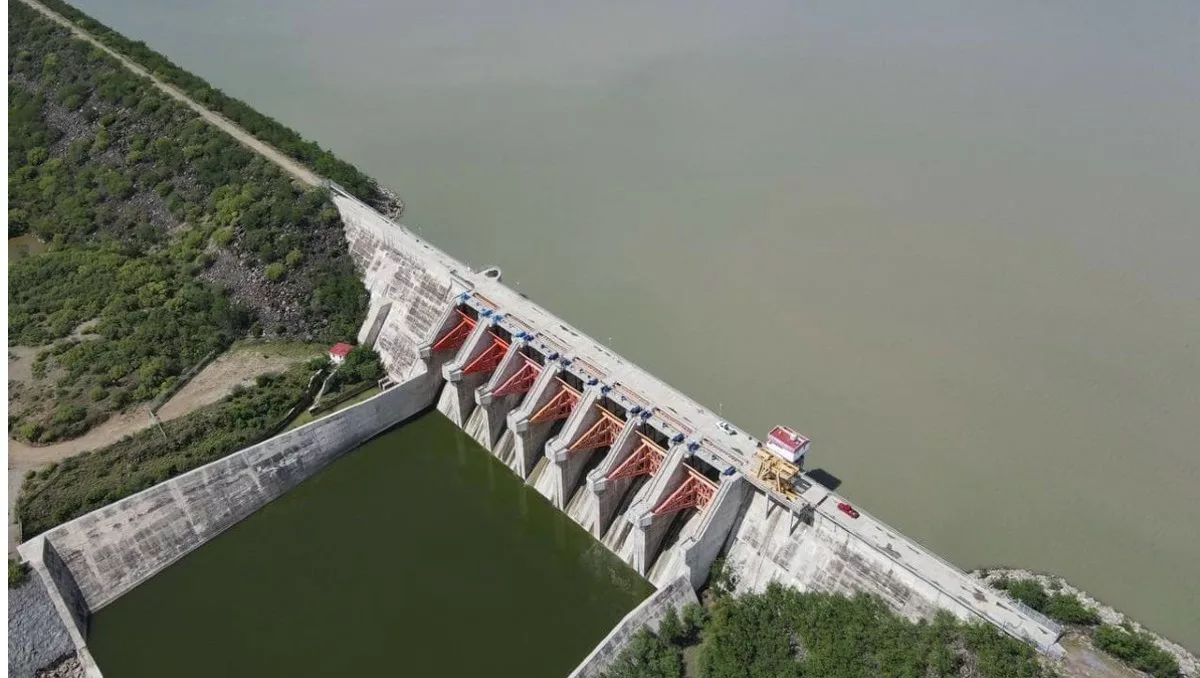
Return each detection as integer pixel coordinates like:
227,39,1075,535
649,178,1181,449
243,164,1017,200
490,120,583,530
51,404,86,425
265,263,286,282
1094,625,1180,678
20,422,45,442
680,602,707,643
211,227,234,246
657,608,684,646
284,248,303,268
601,629,682,678
9,560,30,588
993,577,1048,612
1005,578,1048,611
1044,593,1100,626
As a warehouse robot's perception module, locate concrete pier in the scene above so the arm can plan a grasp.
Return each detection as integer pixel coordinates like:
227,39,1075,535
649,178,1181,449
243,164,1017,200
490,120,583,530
436,317,494,427
506,365,569,480
543,388,609,508
471,341,537,450
625,445,690,577
584,423,647,539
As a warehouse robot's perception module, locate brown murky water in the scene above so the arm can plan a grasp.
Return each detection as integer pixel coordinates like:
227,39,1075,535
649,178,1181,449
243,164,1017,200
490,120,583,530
63,0,1200,649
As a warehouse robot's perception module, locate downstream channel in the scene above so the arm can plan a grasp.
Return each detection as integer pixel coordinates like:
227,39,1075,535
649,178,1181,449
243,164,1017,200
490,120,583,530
87,413,652,677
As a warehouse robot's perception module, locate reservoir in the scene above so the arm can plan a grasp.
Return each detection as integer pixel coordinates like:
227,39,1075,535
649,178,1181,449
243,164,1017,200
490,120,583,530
87,413,652,677
66,0,1200,649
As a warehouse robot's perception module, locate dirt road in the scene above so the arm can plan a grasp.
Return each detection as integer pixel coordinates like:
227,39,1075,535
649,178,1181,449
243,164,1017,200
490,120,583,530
7,343,323,553
18,0,322,188
155,344,323,422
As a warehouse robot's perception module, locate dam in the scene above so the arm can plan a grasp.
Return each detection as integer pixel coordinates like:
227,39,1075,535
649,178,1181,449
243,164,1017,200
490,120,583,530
16,179,1063,677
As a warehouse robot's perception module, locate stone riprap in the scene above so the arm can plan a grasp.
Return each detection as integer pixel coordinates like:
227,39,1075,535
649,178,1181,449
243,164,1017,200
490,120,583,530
8,575,73,678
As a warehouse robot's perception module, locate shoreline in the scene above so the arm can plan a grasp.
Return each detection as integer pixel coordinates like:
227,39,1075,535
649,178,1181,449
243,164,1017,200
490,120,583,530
970,566,1198,676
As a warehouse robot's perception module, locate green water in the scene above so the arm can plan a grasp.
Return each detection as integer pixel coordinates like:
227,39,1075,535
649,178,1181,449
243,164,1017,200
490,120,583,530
87,413,652,677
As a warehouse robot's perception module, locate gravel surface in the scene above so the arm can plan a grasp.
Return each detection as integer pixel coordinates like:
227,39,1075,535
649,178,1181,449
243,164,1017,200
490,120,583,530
34,654,83,678
8,575,74,678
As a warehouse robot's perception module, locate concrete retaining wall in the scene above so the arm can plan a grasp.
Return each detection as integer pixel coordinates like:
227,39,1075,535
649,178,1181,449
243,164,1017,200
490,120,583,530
18,368,442,615
678,475,751,590
41,539,88,639
724,491,948,621
333,192,467,382
567,575,698,678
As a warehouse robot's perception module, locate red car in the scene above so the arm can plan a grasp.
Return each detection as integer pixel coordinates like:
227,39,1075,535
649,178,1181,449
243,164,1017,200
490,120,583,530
837,502,860,519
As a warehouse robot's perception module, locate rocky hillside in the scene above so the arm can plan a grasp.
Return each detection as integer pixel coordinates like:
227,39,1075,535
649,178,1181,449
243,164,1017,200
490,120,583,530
7,0,370,442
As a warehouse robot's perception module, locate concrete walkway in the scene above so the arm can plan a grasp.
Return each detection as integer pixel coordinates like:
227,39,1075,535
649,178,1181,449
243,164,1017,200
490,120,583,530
18,0,322,188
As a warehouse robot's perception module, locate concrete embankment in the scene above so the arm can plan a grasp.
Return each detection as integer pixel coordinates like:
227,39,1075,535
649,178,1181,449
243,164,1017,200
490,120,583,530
567,575,698,678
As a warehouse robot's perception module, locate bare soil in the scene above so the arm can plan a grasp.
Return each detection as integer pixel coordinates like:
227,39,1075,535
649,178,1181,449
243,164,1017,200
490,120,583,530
1056,633,1146,678
155,343,324,422
8,345,40,384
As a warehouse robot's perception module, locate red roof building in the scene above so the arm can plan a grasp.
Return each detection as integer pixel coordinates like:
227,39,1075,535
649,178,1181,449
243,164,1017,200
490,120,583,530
765,425,810,465
329,342,354,364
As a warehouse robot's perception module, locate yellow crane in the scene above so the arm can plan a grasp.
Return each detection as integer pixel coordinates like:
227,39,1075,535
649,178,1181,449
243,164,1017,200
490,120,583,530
753,447,800,501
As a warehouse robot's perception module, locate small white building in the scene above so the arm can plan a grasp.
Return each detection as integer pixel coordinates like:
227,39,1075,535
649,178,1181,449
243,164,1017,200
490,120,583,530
328,342,354,365
765,425,810,467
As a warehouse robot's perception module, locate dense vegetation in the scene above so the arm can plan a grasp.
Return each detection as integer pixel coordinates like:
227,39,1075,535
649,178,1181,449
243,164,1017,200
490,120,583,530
1093,624,1180,678
33,0,382,202
601,581,1055,678
8,0,368,441
18,363,316,536
990,577,1100,627
323,346,384,396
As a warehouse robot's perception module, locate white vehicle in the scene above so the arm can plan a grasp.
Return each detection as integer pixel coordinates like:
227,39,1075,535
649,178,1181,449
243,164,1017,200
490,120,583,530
717,421,736,435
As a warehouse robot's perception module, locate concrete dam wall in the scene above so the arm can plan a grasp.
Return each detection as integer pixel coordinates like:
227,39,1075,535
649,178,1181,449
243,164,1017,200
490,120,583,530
329,184,1063,654
17,183,1060,678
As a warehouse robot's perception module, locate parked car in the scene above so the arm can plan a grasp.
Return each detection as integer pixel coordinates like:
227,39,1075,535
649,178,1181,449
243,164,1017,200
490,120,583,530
717,421,736,435
837,502,860,519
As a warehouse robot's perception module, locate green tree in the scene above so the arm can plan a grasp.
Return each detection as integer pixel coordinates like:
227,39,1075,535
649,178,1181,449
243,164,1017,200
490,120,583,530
601,630,682,678
657,608,684,646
